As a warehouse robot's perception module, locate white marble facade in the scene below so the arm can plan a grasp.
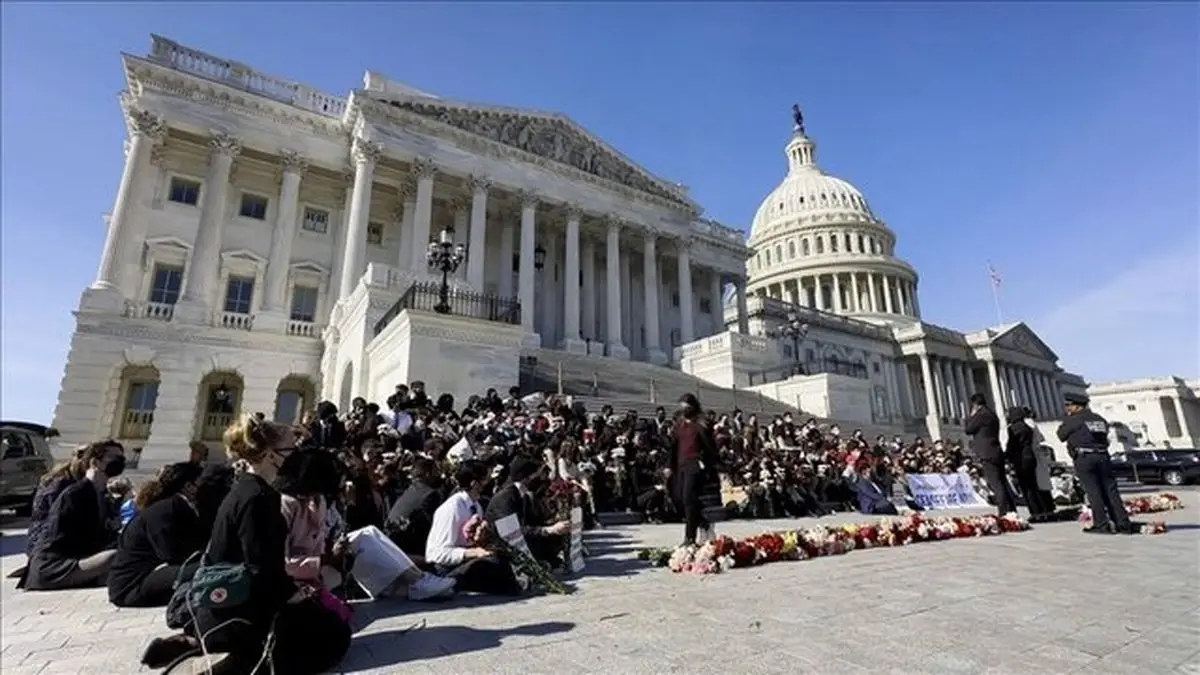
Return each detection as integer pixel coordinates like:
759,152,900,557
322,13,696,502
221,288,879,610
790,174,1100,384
51,35,751,465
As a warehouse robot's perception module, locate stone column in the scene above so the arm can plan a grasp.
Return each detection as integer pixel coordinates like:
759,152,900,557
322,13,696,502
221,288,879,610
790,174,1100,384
911,282,922,318
986,360,1005,411
604,217,629,359
898,360,917,418
867,273,879,313
336,139,380,301
328,176,353,314
1172,397,1190,440
466,176,490,289
518,192,539,338
1003,365,1019,407
1039,374,1056,418
560,205,584,351
709,271,723,335
955,362,972,417
498,219,515,299
919,354,941,428
581,237,597,342
677,239,695,344
451,196,470,281
849,272,861,313
814,274,827,311
620,246,633,349
408,159,436,272
89,108,164,301
259,150,307,326
831,273,843,313
395,180,416,273
882,275,895,314
539,226,559,344
177,132,241,322
735,278,749,334
1018,368,1036,415
643,231,665,363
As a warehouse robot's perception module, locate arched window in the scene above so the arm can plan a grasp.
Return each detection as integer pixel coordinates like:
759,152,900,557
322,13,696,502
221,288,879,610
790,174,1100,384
802,239,811,256
830,236,839,253
787,241,796,258
816,237,825,254
765,249,772,265
775,244,783,261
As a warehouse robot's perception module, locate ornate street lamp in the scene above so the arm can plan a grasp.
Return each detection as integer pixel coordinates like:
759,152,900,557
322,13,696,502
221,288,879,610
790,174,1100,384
426,227,467,314
533,243,547,272
768,311,809,375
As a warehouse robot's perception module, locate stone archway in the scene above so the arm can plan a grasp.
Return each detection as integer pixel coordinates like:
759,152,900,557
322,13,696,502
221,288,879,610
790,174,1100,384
195,371,245,442
111,364,161,443
275,375,317,425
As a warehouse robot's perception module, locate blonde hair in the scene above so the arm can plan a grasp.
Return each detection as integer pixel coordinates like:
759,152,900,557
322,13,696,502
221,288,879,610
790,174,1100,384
223,414,288,463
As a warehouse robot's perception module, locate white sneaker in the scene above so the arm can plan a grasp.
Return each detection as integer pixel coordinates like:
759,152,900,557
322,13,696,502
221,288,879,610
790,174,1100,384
407,573,456,601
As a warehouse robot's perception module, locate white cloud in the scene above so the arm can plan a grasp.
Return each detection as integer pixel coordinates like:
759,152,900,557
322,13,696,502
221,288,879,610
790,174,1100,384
1032,240,1199,383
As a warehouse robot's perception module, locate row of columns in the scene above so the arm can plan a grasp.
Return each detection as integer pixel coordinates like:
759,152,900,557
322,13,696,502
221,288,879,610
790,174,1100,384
918,354,974,421
988,360,1062,421
768,271,919,317
913,354,1063,423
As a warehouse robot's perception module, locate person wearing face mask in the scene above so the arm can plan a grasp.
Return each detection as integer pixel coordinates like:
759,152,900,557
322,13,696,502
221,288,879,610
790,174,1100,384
670,393,720,546
108,462,206,607
141,415,351,674
24,441,126,591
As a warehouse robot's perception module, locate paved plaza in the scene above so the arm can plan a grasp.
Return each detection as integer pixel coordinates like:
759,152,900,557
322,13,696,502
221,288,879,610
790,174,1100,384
2,490,1198,675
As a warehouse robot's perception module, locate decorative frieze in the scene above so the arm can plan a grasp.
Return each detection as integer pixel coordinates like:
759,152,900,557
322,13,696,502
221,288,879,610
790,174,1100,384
209,132,242,158
467,174,492,195
517,190,540,210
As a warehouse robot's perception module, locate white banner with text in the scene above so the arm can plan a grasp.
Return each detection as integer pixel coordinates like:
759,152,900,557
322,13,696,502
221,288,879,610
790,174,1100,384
906,471,987,510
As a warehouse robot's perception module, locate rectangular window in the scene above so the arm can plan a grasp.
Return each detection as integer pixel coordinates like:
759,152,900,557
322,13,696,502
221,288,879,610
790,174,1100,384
149,264,184,305
168,177,201,206
830,237,839,253
274,391,303,425
224,275,255,314
239,193,269,220
367,222,384,246
127,381,160,411
290,285,319,323
699,298,712,314
671,292,680,308
301,207,329,234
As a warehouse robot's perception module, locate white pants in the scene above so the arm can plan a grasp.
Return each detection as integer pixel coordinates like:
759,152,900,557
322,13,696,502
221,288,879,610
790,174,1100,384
346,525,418,597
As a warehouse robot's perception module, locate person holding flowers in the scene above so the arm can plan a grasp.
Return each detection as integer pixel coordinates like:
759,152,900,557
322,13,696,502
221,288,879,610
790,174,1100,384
425,460,523,595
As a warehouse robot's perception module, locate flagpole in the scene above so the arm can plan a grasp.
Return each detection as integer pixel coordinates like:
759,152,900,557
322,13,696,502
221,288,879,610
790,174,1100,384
988,262,1005,325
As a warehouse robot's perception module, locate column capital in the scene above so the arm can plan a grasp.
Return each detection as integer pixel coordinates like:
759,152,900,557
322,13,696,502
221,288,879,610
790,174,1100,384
565,203,585,221
517,190,540,210
467,174,492,195
602,214,625,231
278,149,309,176
209,132,242,158
412,156,437,181
674,235,694,256
351,138,382,166
126,108,166,141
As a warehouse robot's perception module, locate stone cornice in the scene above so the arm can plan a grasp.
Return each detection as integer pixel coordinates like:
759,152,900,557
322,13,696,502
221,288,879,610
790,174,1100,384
357,97,700,218
75,315,325,356
122,54,349,142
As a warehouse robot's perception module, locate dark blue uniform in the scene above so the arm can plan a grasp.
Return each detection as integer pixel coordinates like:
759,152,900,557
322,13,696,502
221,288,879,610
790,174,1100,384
1056,407,1131,533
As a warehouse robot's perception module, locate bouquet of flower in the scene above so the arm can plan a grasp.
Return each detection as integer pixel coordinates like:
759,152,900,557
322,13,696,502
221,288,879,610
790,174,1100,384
638,513,1031,576
462,515,570,594
1077,492,1182,534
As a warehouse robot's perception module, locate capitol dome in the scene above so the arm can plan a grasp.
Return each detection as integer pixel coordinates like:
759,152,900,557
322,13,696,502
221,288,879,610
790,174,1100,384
745,115,921,325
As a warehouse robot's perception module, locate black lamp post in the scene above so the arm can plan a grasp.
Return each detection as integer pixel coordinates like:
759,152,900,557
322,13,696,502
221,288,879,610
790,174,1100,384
769,311,809,375
426,227,466,314
533,243,547,272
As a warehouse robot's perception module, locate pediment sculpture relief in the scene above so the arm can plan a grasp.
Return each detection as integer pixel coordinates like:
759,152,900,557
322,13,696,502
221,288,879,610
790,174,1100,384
386,101,682,203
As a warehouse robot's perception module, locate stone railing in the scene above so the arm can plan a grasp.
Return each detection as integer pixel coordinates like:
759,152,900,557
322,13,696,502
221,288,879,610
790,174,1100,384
745,296,894,341
124,300,175,322
201,412,235,441
218,311,255,331
677,330,772,360
120,410,154,440
148,35,346,118
287,319,320,337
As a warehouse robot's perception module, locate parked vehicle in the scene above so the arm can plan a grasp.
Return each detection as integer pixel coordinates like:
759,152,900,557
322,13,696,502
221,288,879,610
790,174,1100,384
0,422,58,516
1110,449,1200,486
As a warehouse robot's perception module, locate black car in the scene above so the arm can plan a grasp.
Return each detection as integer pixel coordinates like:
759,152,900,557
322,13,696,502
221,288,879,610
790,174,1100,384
1110,449,1200,486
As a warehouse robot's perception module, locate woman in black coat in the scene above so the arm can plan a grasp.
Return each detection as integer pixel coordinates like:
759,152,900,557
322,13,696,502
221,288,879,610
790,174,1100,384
24,442,127,591
108,462,207,607
142,416,351,675
1005,407,1055,522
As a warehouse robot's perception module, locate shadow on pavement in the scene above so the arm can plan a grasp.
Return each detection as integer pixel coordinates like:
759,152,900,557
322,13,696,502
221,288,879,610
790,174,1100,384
345,621,575,669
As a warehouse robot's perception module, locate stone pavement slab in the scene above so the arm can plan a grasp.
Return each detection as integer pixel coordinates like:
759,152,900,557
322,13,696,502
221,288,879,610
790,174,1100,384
2,492,1198,674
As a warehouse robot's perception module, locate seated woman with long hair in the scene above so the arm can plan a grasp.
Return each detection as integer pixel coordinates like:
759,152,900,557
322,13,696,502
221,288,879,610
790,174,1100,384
9,444,92,588
107,462,207,608
141,416,351,675
24,441,127,591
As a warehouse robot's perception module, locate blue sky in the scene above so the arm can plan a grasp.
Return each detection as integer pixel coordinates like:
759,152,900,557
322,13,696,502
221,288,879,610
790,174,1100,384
2,3,1197,423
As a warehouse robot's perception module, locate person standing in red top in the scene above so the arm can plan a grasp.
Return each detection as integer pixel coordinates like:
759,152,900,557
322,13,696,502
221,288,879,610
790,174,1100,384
669,394,719,546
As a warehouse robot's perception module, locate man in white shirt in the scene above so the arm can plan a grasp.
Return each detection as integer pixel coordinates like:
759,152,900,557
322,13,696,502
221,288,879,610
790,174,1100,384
425,461,522,595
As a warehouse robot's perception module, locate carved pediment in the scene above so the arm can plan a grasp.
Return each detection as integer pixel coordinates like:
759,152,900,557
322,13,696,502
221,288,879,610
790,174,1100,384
992,323,1058,363
381,99,687,205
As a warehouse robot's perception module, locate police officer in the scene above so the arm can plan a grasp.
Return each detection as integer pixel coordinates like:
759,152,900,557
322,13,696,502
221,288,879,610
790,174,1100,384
1055,393,1134,534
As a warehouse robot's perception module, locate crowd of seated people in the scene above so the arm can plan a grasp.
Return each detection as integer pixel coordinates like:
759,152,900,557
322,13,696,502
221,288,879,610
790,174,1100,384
9,377,1073,673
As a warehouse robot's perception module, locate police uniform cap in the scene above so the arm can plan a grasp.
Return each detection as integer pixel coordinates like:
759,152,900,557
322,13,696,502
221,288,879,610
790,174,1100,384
1063,392,1089,406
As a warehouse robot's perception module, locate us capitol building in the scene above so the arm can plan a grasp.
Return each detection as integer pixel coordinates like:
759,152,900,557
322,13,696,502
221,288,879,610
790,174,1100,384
51,35,1197,465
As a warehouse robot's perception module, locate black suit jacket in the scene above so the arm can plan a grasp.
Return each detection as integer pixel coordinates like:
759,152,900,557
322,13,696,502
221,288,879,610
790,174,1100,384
306,418,346,450
26,479,113,589
1005,422,1035,463
107,494,205,604
485,483,535,531
964,407,1003,461
385,480,444,554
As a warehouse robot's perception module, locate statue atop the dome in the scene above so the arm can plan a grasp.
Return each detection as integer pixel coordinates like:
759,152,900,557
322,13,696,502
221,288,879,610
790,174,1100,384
791,104,805,134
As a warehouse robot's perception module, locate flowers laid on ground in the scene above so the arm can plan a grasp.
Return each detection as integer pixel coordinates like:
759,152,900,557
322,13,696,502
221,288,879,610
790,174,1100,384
1078,492,1182,535
637,513,1030,575
463,514,571,594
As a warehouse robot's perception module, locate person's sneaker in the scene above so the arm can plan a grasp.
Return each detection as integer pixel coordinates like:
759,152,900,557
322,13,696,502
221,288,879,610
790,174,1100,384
408,573,456,601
